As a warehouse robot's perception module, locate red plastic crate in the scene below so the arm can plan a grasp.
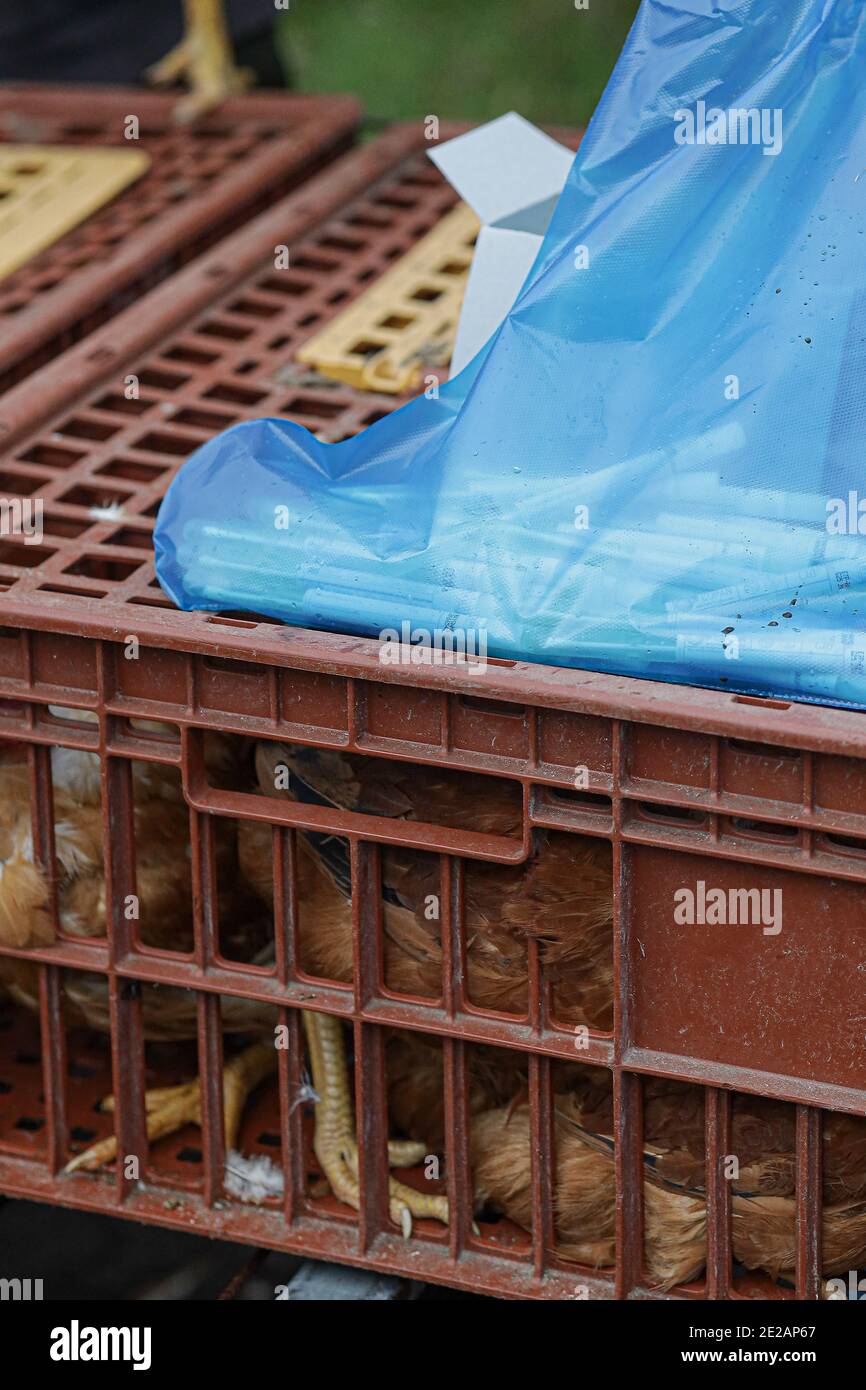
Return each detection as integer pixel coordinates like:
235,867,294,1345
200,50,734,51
0,83,360,393
0,125,863,1301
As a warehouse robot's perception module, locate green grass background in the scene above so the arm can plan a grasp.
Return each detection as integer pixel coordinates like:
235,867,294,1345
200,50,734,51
277,0,641,129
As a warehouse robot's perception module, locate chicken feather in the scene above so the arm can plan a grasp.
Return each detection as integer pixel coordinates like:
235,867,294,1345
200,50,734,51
241,741,613,1025
386,1032,866,1290
5,728,865,1290
0,739,272,1034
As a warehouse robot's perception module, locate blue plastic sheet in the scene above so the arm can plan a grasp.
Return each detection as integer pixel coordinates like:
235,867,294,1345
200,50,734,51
155,0,866,709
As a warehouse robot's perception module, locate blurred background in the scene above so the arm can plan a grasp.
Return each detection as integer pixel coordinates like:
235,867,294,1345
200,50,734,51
0,0,643,129
278,0,641,128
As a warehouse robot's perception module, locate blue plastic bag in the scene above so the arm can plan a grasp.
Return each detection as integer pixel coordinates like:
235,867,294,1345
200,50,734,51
155,0,866,708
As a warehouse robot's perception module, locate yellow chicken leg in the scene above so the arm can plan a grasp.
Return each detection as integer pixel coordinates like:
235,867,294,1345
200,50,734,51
146,0,254,124
63,1040,276,1174
303,1010,449,1237
64,1014,449,1237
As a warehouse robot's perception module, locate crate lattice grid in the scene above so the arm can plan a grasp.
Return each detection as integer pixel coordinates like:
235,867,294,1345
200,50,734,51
0,123,863,1301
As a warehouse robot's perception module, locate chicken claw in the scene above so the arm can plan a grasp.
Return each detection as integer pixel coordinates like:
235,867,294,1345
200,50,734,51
145,0,254,124
303,1011,449,1237
63,1041,276,1175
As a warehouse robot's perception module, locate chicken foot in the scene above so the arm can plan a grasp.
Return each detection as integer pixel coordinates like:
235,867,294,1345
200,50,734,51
303,1010,449,1237
63,1011,449,1236
146,0,253,124
63,1040,276,1174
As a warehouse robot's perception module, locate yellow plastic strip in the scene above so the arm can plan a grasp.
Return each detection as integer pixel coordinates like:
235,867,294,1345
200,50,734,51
297,201,480,394
0,144,151,281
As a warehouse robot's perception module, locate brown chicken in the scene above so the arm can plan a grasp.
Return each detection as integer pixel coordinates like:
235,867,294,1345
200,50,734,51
238,738,614,1233
7,725,860,1290
385,1033,866,1290
233,729,866,1292
0,725,459,1233
0,720,277,1174
240,741,613,1020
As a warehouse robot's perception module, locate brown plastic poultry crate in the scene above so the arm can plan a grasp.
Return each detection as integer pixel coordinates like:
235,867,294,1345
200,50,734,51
0,83,361,394
0,124,864,1302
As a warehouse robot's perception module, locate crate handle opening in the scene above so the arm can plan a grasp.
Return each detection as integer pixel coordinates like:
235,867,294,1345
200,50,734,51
728,816,798,842
637,800,707,827
206,615,258,630
180,728,531,866
822,832,866,860
458,695,525,717
732,694,791,710
547,786,613,814
727,738,801,760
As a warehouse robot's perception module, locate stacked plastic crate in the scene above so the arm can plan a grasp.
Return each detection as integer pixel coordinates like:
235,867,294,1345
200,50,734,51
0,116,864,1300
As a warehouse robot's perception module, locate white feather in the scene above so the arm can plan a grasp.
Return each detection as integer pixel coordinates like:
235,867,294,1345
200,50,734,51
224,1150,285,1205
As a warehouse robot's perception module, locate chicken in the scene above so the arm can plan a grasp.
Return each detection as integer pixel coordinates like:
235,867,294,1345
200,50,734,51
147,0,254,124
238,739,614,1233
0,720,277,1173
5,723,862,1287
0,723,446,1235
498,1081,866,1291
387,1032,866,1291
241,743,613,1020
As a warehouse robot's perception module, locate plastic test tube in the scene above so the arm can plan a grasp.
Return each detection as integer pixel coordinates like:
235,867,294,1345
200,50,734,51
183,528,739,625
178,518,784,628
511,421,747,523
667,627,866,675
672,478,829,525
654,510,848,550
667,557,866,617
181,549,489,615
